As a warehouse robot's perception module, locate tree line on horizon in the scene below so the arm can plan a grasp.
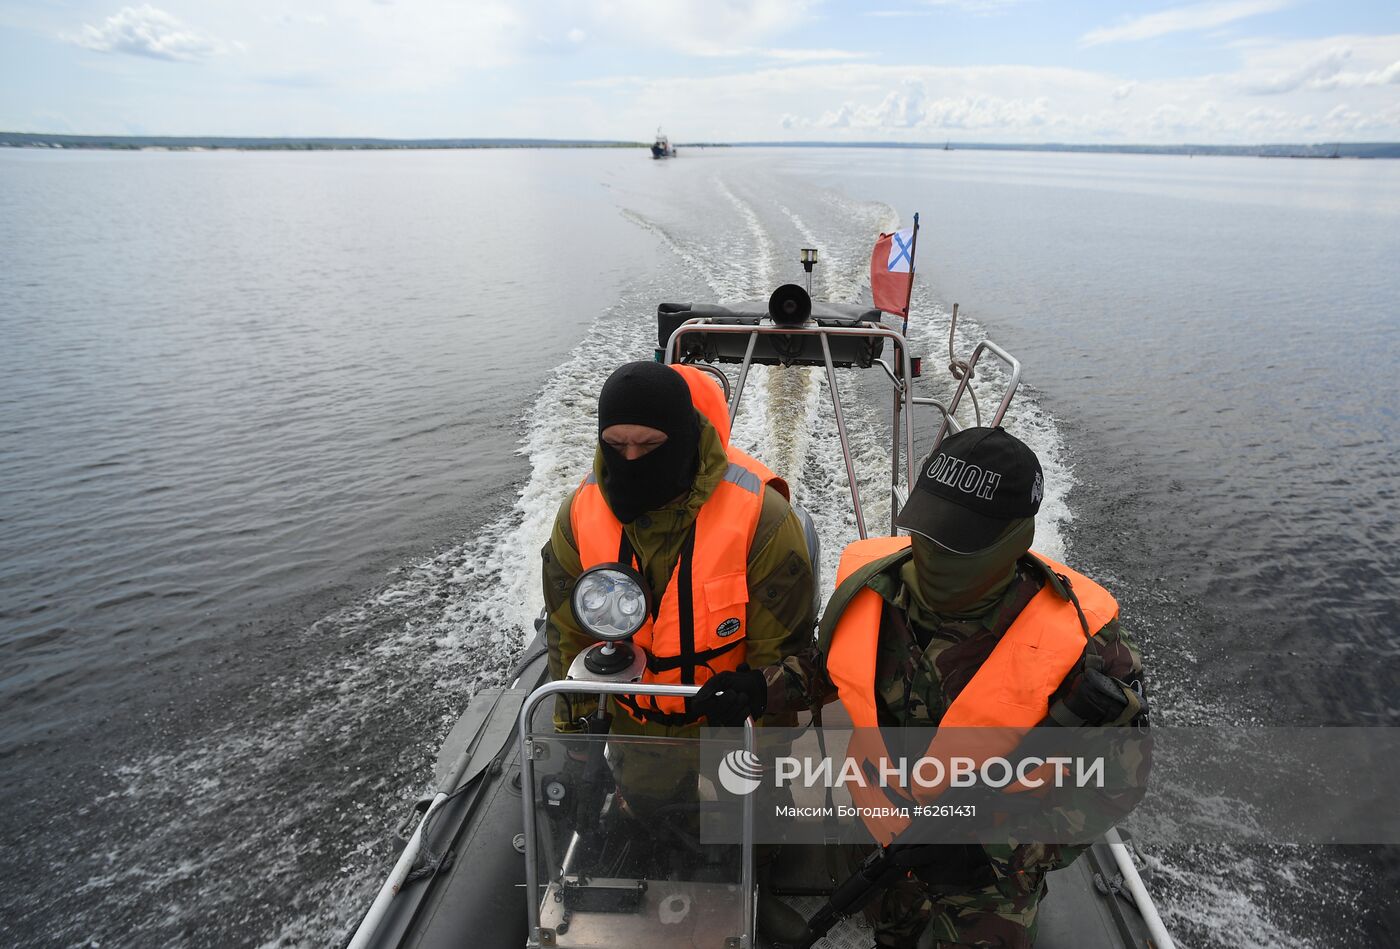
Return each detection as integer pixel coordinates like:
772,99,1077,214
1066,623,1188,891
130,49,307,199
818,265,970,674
2,131,1397,159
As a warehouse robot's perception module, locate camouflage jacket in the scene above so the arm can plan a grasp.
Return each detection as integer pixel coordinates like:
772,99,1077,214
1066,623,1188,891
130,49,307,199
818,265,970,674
855,556,1141,729
813,549,1149,884
541,419,817,734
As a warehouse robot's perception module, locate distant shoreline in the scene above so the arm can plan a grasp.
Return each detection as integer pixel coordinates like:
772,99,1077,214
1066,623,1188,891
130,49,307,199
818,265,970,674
2,132,1397,159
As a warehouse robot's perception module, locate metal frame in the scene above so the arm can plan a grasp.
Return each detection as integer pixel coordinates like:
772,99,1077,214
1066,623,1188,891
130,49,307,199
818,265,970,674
664,319,918,538
518,681,757,949
928,340,1021,452
680,358,732,400
1104,828,1177,949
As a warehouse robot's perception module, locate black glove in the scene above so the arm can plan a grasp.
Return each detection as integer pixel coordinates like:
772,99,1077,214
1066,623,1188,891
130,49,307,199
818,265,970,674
693,664,768,725
1044,666,1149,728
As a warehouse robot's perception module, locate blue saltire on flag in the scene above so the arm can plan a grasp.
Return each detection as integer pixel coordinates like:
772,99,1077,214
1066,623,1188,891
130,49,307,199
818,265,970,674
870,224,917,316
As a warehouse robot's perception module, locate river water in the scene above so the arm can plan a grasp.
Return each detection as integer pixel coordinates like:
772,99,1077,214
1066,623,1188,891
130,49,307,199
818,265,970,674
1,146,1396,947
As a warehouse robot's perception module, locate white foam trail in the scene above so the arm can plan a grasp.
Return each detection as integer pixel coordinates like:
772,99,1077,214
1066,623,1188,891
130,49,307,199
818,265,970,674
775,204,831,297
691,178,1072,588
1138,838,1365,949
715,177,774,300
620,209,727,300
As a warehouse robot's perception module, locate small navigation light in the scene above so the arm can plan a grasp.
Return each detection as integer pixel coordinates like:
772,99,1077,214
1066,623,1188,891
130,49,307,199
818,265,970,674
800,249,819,293
571,564,650,641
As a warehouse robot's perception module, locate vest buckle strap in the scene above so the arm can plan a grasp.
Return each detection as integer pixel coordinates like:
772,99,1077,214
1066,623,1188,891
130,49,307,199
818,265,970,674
645,637,744,673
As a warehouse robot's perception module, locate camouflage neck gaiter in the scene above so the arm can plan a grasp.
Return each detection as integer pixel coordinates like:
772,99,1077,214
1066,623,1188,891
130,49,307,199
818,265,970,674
902,518,1035,626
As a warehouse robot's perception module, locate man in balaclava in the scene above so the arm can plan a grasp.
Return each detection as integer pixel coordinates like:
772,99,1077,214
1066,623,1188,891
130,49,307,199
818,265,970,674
594,360,703,523
813,426,1149,949
541,360,818,942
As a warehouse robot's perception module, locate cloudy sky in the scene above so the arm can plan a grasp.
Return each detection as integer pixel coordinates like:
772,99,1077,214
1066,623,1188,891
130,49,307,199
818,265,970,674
1,0,1397,143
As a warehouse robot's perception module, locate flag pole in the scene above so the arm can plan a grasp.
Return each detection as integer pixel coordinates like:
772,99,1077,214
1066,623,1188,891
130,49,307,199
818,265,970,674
901,211,920,338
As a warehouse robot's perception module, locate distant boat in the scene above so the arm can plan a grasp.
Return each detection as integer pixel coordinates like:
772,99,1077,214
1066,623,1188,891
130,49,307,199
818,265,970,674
651,128,676,159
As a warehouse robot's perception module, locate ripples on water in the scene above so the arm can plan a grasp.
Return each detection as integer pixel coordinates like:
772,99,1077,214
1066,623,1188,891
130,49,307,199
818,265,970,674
0,149,653,748
0,147,1395,947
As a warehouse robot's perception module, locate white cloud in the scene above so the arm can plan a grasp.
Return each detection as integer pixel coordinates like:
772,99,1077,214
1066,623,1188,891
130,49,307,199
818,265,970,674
271,13,328,27
822,90,1058,133
589,65,1093,141
1244,46,1351,94
1081,0,1290,47
685,45,866,61
585,0,821,56
559,49,1400,144
67,5,229,61
759,48,868,62
342,0,822,87
921,0,1027,12
816,104,854,128
261,1,531,88
1314,58,1400,90
29,0,1400,143
573,75,649,90
1231,34,1400,97
70,0,826,96
887,80,931,126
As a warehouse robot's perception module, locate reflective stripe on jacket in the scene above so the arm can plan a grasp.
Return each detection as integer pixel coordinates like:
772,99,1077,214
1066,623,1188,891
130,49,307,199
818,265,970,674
570,447,779,723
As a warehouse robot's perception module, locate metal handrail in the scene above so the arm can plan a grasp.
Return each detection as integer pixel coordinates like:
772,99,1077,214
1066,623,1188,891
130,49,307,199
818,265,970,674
519,681,757,949
682,358,732,400
911,396,958,433
931,340,1021,452
1105,828,1177,949
663,319,917,538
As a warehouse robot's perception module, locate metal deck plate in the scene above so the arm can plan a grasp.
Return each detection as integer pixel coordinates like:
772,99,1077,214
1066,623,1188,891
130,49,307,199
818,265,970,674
779,896,873,949
539,879,746,949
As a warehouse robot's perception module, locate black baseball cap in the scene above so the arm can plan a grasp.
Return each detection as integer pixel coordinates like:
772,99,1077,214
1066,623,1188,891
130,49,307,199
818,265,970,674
896,426,1043,553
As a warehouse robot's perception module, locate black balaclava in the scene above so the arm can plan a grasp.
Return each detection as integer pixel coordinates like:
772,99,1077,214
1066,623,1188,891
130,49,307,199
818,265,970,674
903,516,1035,625
596,362,701,524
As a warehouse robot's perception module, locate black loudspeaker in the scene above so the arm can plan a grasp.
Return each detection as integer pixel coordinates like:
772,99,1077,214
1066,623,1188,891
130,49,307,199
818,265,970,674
768,284,812,326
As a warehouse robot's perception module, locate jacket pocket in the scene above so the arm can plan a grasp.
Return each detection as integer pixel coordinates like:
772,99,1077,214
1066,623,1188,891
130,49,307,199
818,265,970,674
703,572,749,615
704,573,748,642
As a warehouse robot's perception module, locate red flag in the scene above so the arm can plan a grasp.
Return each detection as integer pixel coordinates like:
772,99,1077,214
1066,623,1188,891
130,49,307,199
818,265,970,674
870,224,917,316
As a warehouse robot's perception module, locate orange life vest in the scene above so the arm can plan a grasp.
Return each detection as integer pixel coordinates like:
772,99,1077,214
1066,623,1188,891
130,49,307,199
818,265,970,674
824,536,1119,841
570,445,780,724
672,364,732,447
672,364,789,500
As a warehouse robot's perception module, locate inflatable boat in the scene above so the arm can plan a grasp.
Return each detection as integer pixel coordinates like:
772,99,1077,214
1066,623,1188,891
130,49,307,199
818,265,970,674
345,270,1175,949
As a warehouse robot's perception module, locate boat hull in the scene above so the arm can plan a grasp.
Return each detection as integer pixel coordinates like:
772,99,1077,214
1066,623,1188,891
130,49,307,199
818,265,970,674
351,634,1158,949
